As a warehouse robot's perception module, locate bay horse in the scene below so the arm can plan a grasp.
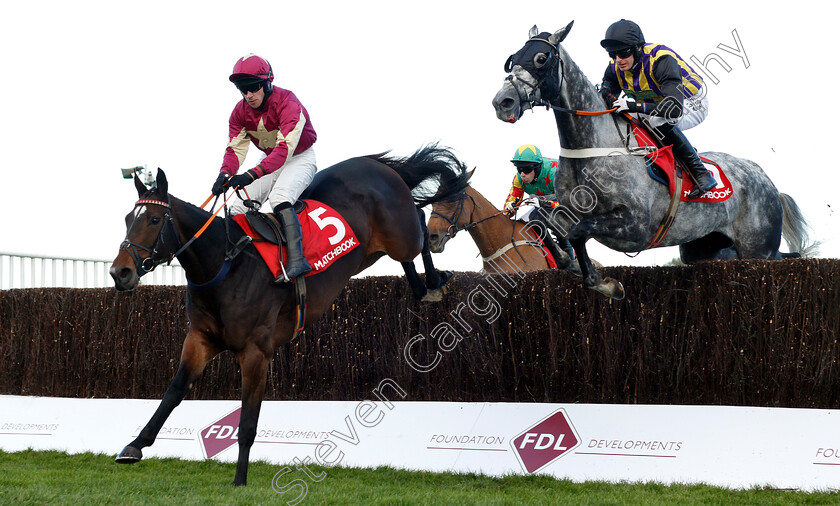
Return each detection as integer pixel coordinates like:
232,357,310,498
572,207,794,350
427,185,586,274
492,22,815,299
109,145,470,486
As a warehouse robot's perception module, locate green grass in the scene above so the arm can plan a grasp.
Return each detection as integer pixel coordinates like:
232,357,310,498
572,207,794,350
1,449,838,505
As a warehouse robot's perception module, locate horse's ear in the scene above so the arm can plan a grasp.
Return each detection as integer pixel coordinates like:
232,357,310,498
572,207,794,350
134,174,148,197
528,25,539,39
549,20,574,46
155,168,168,196
466,168,476,182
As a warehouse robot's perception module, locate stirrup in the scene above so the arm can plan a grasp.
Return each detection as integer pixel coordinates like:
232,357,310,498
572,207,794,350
274,263,291,284
687,178,716,200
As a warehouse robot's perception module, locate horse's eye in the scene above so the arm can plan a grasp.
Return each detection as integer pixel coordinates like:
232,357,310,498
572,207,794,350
535,54,548,67
150,216,162,225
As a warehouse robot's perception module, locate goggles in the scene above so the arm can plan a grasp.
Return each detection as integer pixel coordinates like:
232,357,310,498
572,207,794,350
608,46,635,59
515,163,538,175
235,80,264,94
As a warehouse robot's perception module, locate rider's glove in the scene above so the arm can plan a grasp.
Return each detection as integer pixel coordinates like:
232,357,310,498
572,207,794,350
211,173,229,195
612,91,635,113
229,171,257,190
504,199,519,216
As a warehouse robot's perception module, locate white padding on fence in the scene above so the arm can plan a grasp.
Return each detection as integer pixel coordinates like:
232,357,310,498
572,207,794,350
2,396,839,491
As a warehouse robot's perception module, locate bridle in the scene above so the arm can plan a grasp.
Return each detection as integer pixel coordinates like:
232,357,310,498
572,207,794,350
431,193,543,266
119,198,182,276
118,186,253,288
504,37,564,111
430,193,474,238
504,37,617,117
430,193,530,238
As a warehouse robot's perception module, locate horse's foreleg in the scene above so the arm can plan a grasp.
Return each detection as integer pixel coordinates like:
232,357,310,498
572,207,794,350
401,209,451,302
569,237,624,300
232,345,270,487
116,329,217,464
417,209,452,301
401,261,428,300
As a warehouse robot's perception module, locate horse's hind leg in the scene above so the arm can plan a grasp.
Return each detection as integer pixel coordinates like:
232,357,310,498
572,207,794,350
232,344,270,486
680,232,737,263
116,330,217,464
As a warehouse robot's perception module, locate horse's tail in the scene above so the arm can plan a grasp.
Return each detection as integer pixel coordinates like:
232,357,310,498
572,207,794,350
779,193,820,258
366,143,472,208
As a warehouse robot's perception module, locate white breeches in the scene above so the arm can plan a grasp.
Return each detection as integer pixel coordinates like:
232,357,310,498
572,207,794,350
634,86,709,131
518,205,537,222
228,147,317,215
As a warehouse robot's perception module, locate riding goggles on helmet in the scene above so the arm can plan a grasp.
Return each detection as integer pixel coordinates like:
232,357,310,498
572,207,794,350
515,162,539,174
235,80,264,94
608,46,635,59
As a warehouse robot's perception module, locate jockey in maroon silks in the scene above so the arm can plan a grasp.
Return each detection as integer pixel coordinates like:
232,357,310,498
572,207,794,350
211,53,318,283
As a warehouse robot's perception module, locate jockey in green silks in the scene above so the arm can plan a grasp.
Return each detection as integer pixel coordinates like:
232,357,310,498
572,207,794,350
502,144,577,270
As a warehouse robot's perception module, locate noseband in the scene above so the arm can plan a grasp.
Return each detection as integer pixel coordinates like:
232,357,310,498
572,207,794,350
119,198,180,276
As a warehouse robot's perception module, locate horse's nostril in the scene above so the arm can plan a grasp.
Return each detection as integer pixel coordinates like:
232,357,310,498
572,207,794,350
501,98,514,110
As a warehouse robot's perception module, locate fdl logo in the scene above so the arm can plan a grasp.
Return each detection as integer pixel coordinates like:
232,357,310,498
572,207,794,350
199,408,241,459
511,408,580,473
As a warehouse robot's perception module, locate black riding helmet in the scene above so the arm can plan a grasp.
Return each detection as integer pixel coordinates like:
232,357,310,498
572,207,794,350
600,19,645,61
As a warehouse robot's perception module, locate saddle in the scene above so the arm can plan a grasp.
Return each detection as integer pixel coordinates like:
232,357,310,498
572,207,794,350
232,199,360,279
242,200,306,245
632,124,733,204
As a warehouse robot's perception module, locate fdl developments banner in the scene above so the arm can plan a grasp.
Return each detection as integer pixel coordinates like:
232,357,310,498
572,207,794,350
2,395,839,492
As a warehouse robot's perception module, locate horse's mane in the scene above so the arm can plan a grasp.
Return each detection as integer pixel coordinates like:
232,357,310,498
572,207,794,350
365,143,472,207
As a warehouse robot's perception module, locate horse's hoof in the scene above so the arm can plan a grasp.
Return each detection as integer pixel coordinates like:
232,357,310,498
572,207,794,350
591,277,625,300
115,445,143,464
438,270,454,285
421,289,444,302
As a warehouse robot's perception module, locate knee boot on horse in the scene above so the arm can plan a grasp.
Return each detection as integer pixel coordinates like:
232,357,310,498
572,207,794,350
658,123,716,200
273,203,312,283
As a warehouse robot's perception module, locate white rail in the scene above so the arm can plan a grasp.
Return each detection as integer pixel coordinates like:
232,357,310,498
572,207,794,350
0,252,186,290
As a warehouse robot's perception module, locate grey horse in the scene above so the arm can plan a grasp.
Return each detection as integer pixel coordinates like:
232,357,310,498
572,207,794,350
492,21,815,299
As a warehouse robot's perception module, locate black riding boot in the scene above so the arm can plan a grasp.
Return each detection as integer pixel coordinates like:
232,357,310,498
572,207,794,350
273,203,312,283
530,208,571,269
658,124,716,200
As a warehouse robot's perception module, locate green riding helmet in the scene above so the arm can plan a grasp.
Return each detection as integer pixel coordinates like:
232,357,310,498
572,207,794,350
511,144,543,178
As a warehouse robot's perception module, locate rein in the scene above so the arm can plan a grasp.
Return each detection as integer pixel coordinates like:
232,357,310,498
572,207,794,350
431,194,530,238
119,189,246,280
432,196,538,265
535,97,617,116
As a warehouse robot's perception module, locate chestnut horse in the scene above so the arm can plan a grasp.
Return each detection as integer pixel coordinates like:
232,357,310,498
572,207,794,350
428,185,586,274
109,145,469,485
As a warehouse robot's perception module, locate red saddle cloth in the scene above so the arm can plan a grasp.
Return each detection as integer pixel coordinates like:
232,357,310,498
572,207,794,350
232,200,360,278
634,126,734,203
